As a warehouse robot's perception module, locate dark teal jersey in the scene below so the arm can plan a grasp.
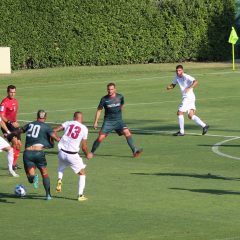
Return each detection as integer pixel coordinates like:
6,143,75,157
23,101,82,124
98,93,124,120
22,121,54,148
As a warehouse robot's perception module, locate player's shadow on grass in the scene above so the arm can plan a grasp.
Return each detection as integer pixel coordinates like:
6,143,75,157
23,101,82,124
0,192,77,202
131,172,240,181
170,188,240,195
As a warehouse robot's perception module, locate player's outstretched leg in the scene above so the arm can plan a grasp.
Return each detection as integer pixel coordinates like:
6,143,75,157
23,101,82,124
91,134,106,154
123,129,143,157
191,115,209,135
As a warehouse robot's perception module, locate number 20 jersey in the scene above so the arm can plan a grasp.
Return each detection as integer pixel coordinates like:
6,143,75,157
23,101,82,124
58,120,88,152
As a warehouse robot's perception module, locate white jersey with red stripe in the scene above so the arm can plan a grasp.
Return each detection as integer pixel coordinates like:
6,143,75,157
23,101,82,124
58,120,88,152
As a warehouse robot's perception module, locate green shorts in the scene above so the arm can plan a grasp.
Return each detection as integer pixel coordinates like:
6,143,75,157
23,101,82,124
23,150,47,170
100,119,128,136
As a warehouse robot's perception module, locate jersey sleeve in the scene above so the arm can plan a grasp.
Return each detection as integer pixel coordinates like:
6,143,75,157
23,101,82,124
187,74,195,82
172,77,178,85
61,121,69,130
22,123,29,133
97,97,105,110
82,126,88,140
0,101,6,114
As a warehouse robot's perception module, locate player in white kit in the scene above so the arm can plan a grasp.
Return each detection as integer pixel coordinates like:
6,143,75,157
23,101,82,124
167,65,209,136
0,117,19,177
53,112,92,201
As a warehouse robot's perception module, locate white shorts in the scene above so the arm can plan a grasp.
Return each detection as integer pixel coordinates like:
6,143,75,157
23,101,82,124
0,136,10,151
178,97,196,113
58,150,86,174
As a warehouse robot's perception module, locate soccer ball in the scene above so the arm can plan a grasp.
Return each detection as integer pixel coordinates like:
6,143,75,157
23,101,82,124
14,184,27,197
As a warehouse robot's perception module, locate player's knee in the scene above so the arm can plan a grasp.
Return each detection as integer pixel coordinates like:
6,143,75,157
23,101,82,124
97,135,106,142
188,114,192,119
40,168,49,178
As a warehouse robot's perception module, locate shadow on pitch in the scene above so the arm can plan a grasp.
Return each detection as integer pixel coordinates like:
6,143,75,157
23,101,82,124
0,192,77,202
170,187,240,195
199,144,240,147
131,172,240,181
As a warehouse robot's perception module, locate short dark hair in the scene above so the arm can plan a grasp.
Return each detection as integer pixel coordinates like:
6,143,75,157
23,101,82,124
37,110,47,119
7,85,16,92
73,111,82,118
176,65,183,70
107,82,116,88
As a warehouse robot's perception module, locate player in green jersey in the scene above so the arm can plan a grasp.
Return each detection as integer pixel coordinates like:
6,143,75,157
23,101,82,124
21,110,60,200
90,82,142,158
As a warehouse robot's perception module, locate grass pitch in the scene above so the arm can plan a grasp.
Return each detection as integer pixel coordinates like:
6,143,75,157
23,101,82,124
0,62,240,240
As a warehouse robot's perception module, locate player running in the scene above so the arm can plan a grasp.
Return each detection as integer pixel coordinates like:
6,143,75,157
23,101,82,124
90,82,142,157
54,111,92,202
21,110,60,200
167,65,209,136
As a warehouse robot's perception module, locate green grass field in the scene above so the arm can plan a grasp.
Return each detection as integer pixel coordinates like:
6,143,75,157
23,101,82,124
0,62,240,240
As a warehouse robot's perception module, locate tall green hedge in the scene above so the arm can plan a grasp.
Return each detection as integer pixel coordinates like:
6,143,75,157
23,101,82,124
0,0,236,69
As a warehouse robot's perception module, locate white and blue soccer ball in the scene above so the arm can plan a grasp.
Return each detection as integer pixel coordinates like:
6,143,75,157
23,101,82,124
15,184,27,197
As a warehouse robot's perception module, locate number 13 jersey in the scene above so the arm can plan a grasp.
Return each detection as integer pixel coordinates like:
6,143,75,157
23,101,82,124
58,121,88,152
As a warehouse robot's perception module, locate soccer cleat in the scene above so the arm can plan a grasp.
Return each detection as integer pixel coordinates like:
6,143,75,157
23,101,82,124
9,170,19,178
202,125,209,135
56,179,62,193
46,194,52,200
33,174,39,189
173,131,185,136
133,148,143,158
78,195,88,201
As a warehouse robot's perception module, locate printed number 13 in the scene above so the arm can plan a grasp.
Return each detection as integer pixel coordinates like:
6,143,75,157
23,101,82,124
67,124,81,139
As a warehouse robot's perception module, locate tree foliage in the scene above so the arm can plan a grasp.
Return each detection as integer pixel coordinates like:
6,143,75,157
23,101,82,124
0,0,236,69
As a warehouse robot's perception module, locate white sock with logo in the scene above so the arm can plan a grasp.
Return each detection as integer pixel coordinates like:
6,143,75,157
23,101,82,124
178,115,184,134
192,115,206,128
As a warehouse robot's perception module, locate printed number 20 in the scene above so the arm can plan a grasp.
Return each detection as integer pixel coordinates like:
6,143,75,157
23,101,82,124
67,124,81,139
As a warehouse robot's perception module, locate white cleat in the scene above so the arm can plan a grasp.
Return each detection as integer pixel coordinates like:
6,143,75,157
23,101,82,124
9,171,19,178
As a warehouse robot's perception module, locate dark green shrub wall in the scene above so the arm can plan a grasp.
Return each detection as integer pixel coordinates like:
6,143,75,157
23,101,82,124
0,0,236,69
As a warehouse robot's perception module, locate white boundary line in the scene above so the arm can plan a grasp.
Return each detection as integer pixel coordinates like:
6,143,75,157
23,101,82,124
8,70,240,90
212,137,240,160
17,95,240,116
18,119,240,160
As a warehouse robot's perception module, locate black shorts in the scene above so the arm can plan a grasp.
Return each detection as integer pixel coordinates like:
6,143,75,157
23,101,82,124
1,122,21,142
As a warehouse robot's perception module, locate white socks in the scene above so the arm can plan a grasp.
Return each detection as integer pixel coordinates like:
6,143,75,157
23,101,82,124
178,115,184,134
7,148,14,172
192,115,206,128
78,175,86,195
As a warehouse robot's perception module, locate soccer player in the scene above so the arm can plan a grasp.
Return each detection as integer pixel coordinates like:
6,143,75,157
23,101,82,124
53,111,92,202
21,110,60,200
166,65,209,136
0,85,22,170
0,118,19,177
90,82,142,157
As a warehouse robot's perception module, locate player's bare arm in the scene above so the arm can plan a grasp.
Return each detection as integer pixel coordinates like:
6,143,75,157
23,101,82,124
184,79,198,93
53,125,64,133
93,109,102,129
0,118,10,134
50,132,61,142
81,139,93,159
167,83,176,90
